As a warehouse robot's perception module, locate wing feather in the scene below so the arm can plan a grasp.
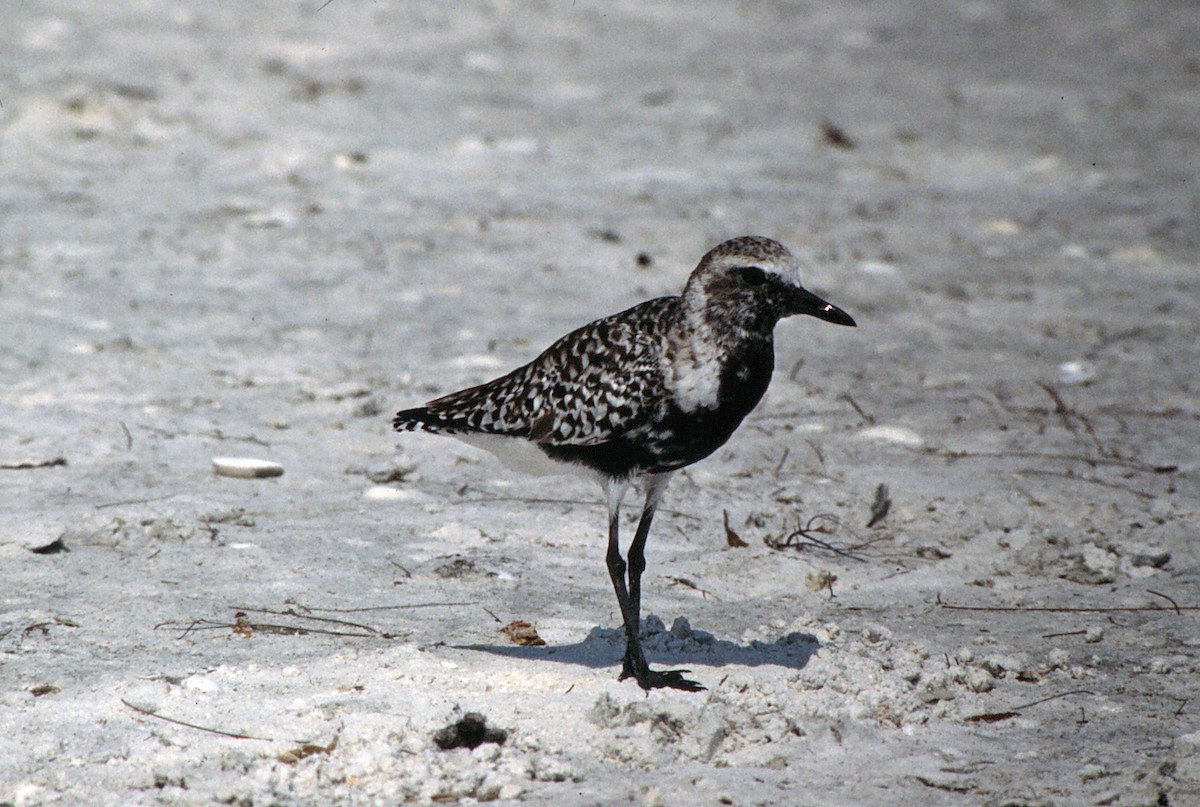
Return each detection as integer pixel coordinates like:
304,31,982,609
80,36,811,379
405,297,676,446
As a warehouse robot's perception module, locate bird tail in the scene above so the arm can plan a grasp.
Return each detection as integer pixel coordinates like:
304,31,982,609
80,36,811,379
393,407,452,434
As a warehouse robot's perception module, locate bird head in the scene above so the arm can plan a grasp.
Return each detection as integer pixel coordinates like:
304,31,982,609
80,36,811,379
682,236,856,331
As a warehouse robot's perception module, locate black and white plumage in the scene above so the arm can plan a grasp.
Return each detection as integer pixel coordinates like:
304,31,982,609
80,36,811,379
394,235,855,691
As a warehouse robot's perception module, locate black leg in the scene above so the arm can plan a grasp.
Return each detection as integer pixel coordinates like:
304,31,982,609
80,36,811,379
605,500,644,678
627,473,671,627
608,475,703,693
624,492,657,631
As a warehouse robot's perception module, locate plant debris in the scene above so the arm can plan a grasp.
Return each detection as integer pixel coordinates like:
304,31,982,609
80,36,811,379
277,735,339,765
29,537,70,555
1,456,67,470
819,119,856,149
866,483,891,528
499,620,545,646
765,515,873,562
965,711,1019,724
433,713,507,750
722,509,748,548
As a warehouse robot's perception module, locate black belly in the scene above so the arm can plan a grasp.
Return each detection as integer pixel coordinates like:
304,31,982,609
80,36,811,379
541,338,775,479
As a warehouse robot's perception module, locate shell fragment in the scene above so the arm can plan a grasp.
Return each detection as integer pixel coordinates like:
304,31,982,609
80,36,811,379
212,457,284,479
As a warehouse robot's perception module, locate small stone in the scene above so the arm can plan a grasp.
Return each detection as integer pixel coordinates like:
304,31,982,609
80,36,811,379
1175,730,1200,755
182,674,219,693
860,624,892,644
363,485,412,501
858,425,924,447
1126,545,1170,569
642,787,666,807
498,783,524,800
366,459,417,484
333,151,369,169
982,218,1022,235
1058,360,1097,385
918,684,955,704
668,616,694,639
964,667,993,693
981,653,1031,679
143,518,197,542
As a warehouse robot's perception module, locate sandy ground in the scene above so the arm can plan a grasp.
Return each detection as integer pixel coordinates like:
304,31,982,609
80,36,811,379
3,2,1199,805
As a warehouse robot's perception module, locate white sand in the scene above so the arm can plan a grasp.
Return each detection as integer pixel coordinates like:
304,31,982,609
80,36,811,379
2,2,1198,804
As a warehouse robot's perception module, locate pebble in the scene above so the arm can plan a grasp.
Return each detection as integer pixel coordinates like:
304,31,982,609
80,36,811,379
1176,730,1200,755
982,218,1022,235
858,260,899,276
363,485,415,501
498,783,524,800
1058,360,1097,385
182,674,219,693
964,667,994,693
366,459,417,484
13,783,50,807
211,457,284,479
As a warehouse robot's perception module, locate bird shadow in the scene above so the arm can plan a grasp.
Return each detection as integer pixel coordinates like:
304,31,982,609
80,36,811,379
455,615,819,673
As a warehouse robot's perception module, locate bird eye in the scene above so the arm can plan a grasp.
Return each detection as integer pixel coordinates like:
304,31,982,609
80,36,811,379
736,266,768,286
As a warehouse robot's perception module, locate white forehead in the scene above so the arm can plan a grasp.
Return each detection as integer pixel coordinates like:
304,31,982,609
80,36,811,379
708,242,802,284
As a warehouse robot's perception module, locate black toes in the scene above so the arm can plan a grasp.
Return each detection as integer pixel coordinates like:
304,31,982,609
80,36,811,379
619,663,706,692
646,668,706,692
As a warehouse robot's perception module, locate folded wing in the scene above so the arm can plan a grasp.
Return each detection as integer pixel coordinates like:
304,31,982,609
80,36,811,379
393,298,675,447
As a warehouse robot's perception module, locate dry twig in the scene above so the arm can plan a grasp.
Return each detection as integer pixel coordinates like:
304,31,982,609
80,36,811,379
121,699,284,742
765,514,870,562
936,591,1196,613
839,393,876,425
667,576,715,599
965,689,1095,724
929,446,1174,475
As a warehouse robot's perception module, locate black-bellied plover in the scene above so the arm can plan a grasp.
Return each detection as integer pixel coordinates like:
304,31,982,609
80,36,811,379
394,236,855,691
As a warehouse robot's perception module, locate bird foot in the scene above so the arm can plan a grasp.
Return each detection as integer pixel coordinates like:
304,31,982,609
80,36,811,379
620,660,706,692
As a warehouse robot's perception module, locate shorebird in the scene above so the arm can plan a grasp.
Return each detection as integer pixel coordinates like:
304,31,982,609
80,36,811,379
394,236,855,691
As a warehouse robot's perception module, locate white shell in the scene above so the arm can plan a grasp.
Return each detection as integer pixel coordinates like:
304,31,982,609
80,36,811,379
211,456,284,479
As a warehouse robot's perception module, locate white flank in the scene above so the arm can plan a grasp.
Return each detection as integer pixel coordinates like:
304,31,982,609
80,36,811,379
452,432,602,481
